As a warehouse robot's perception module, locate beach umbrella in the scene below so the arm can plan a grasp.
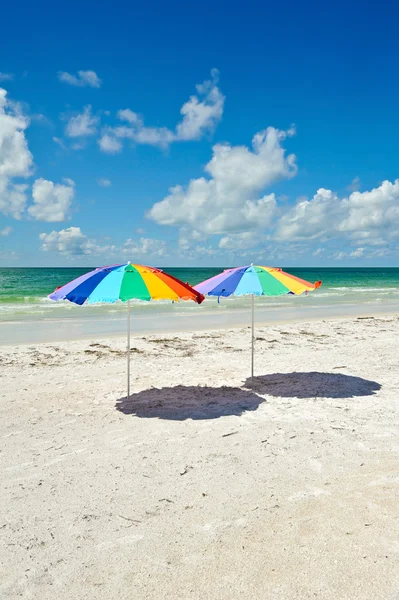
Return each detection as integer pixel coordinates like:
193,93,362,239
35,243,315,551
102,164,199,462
195,265,321,380
49,262,205,397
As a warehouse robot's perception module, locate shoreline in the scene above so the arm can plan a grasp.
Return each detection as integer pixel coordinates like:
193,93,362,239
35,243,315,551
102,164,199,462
1,300,399,345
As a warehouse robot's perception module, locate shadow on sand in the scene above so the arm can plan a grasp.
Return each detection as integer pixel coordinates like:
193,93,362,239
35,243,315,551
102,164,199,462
116,385,264,420
245,372,381,399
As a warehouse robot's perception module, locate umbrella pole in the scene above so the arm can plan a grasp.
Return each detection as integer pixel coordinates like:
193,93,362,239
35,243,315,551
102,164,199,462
127,300,131,399
251,294,255,381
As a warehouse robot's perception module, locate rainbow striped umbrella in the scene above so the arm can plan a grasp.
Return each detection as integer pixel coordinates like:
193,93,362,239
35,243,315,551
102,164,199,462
195,265,321,379
49,263,204,396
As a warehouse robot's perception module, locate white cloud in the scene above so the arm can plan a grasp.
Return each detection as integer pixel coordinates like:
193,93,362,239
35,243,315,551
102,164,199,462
0,88,33,219
40,227,85,254
350,247,364,258
176,228,203,251
0,73,13,82
39,228,164,259
97,177,112,187
98,133,122,154
99,69,224,152
312,248,324,257
122,237,166,258
148,126,296,234
58,70,101,88
178,232,194,251
111,121,175,148
180,244,218,259
117,109,141,124
338,180,399,238
0,225,12,236
65,105,99,138
39,226,113,256
0,183,29,220
276,188,340,241
28,178,75,222
193,245,217,256
175,68,224,141
276,180,399,246
219,231,266,250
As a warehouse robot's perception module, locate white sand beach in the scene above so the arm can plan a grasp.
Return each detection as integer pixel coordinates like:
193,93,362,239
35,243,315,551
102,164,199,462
1,315,399,599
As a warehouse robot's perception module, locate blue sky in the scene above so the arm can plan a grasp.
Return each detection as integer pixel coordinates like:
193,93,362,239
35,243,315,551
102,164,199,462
1,0,399,267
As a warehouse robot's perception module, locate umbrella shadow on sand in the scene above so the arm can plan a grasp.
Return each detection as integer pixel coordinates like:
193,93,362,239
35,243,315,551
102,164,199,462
116,385,264,421
244,372,381,399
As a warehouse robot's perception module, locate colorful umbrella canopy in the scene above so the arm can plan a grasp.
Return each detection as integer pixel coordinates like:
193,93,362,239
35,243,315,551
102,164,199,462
49,262,204,305
195,265,321,379
49,263,204,397
195,265,321,298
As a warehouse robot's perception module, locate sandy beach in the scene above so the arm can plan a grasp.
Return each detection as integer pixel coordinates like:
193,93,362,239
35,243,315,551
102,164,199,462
1,314,399,599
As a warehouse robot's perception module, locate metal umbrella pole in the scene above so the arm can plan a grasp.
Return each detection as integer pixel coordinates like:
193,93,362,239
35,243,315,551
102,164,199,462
251,294,255,381
127,300,131,399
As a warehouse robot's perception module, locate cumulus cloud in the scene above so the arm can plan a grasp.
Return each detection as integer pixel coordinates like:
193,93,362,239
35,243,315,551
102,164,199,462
39,228,163,259
99,69,224,152
97,178,111,187
148,126,296,235
338,180,399,239
276,188,340,241
0,226,12,236
0,184,29,220
28,178,75,222
276,180,399,245
58,70,101,88
39,226,113,256
145,112,399,261
0,73,13,82
98,133,122,154
0,88,33,219
65,105,99,138
122,237,166,258
176,68,224,141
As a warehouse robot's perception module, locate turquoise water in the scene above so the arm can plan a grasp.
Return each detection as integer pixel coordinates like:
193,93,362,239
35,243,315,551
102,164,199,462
1,267,399,323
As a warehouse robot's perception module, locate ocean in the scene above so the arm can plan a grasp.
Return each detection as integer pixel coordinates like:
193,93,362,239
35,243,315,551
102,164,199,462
1,267,399,343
